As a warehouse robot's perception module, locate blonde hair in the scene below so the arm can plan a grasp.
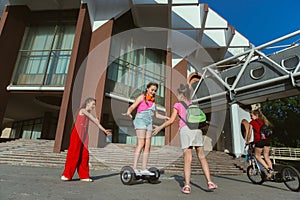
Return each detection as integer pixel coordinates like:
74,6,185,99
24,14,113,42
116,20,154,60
251,109,272,127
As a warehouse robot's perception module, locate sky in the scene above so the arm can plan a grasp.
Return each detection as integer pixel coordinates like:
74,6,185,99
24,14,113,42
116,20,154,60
200,0,300,48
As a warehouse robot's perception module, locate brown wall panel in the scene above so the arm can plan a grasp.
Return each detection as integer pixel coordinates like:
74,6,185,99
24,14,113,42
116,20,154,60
54,4,92,152
80,20,114,148
165,53,188,146
170,59,188,146
0,5,30,131
165,50,172,145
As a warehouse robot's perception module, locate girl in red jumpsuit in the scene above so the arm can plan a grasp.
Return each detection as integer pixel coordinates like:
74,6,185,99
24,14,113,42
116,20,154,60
61,97,111,182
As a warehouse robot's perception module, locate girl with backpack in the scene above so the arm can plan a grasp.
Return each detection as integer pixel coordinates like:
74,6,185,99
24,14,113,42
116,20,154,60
153,84,218,194
250,109,275,178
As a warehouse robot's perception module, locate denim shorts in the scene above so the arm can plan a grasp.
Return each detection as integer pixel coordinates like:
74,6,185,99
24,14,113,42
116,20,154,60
133,110,153,131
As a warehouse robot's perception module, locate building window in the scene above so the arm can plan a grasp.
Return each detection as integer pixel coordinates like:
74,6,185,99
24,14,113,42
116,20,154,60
11,24,75,86
250,66,265,80
10,118,43,139
106,47,166,106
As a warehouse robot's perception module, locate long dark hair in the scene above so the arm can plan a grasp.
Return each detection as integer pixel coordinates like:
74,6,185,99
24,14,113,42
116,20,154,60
81,97,96,108
144,82,158,104
177,84,191,100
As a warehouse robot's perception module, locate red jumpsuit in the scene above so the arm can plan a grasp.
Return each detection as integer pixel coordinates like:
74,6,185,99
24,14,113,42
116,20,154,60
62,113,90,179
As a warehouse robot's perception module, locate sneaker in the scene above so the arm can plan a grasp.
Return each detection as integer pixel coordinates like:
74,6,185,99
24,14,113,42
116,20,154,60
134,169,142,176
80,178,93,182
140,169,155,176
60,175,70,181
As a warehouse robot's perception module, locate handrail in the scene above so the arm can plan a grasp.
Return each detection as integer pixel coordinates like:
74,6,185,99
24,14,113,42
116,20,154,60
271,147,300,164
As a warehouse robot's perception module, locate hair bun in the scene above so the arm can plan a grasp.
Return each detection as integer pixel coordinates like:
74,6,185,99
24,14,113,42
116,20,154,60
179,84,187,91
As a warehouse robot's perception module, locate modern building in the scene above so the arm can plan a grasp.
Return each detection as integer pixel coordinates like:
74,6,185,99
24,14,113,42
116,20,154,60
0,0,253,153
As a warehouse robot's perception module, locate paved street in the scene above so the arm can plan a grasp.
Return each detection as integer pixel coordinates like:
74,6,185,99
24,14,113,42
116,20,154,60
0,164,299,200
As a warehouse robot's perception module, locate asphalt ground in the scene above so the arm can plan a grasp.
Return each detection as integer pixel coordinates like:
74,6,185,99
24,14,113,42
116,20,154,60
0,164,299,200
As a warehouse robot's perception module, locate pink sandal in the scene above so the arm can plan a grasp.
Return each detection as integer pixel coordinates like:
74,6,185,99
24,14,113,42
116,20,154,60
181,185,191,194
208,181,218,190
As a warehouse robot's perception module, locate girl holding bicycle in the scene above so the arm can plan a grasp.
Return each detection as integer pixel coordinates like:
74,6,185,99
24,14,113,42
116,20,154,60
250,109,275,177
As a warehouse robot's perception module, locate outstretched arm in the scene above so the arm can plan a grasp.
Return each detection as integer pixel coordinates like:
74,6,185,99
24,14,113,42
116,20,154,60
122,95,143,118
153,108,178,135
155,111,170,120
81,109,112,135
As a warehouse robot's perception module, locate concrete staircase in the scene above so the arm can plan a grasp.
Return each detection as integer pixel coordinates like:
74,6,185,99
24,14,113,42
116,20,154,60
0,139,245,175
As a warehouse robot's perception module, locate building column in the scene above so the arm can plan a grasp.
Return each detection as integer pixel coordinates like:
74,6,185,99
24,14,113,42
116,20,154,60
81,20,114,148
165,50,172,145
0,5,30,132
53,4,92,152
165,54,188,146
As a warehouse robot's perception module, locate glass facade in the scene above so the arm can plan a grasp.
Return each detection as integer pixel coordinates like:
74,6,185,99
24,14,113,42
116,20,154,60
10,118,43,139
105,37,167,145
11,24,75,86
10,116,58,140
106,47,166,106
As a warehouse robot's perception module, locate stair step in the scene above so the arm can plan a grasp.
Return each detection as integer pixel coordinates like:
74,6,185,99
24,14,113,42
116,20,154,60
0,139,245,175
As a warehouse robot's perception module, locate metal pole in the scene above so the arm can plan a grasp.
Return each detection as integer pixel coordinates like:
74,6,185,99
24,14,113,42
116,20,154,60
231,49,255,90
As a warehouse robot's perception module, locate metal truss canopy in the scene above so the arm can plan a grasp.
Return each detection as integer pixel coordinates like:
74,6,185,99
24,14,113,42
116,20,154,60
192,30,300,107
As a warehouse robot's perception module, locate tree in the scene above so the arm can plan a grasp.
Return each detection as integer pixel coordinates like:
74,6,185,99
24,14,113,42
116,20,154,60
261,95,300,147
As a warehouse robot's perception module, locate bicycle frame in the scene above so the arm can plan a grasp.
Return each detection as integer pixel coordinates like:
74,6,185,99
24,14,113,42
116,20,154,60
245,143,300,192
249,149,266,175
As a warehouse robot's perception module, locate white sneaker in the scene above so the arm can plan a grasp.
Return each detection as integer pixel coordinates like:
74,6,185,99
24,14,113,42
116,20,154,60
80,178,93,182
60,175,70,181
140,169,155,176
134,169,142,176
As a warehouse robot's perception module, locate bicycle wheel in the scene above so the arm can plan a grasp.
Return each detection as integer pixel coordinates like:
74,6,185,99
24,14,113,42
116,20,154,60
282,166,300,192
247,165,264,184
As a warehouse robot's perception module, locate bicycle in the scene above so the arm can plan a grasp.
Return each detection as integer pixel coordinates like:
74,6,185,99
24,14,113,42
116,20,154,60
245,142,300,192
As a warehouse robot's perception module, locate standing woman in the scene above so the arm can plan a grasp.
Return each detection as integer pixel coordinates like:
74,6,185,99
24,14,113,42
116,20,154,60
123,82,169,176
61,97,111,182
250,109,274,177
153,84,217,194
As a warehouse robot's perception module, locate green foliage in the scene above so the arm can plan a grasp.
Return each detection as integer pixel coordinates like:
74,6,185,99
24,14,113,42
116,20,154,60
261,95,300,147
